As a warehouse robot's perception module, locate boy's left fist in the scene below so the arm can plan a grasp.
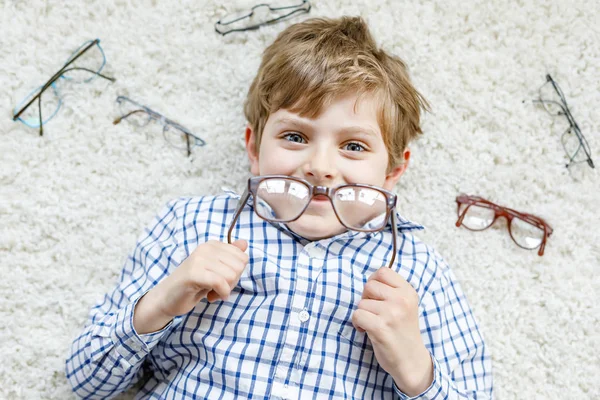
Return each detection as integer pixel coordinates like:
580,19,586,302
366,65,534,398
351,267,433,395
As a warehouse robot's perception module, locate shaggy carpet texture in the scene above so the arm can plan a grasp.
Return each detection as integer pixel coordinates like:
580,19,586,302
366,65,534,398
0,0,598,398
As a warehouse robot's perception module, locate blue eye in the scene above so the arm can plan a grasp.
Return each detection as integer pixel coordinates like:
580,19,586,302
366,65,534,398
283,133,306,143
344,142,365,152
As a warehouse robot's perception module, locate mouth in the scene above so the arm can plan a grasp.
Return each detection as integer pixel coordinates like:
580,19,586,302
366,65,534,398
311,195,329,202
306,195,332,211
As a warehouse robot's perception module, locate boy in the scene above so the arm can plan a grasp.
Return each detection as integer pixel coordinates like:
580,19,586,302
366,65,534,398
67,16,493,399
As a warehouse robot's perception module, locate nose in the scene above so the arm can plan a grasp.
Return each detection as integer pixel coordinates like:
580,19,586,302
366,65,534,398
303,146,336,185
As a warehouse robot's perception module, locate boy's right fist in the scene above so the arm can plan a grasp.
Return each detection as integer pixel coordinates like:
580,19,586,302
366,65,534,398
133,239,249,334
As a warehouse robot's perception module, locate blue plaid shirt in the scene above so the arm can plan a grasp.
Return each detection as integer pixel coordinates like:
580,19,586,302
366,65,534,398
66,191,493,399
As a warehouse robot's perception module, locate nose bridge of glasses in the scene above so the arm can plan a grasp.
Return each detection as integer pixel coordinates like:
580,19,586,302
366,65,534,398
252,3,270,13
489,204,517,225
313,185,330,198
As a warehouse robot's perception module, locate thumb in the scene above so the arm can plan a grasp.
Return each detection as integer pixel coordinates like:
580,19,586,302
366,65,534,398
231,239,248,252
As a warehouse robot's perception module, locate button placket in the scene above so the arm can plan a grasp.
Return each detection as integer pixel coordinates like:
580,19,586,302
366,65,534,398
292,249,328,374
278,251,312,388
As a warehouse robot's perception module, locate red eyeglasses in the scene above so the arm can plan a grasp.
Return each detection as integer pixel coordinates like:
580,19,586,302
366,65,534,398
455,194,553,256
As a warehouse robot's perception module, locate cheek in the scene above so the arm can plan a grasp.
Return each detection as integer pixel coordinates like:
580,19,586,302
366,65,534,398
341,157,388,186
258,144,301,175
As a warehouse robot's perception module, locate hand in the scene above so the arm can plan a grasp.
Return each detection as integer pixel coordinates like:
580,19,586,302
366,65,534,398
351,267,433,396
134,239,249,334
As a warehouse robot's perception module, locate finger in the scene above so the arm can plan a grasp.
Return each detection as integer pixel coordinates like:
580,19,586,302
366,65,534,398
352,308,379,334
216,240,250,264
214,250,249,275
362,279,396,301
369,266,408,289
201,240,247,262
197,269,231,301
231,239,248,252
204,260,239,287
206,290,220,303
357,298,387,316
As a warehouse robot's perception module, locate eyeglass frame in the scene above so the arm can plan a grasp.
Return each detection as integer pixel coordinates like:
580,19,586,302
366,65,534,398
113,96,206,157
227,175,400,268
215,0,311,36
455,194,553,256
531,74,594,169
12,38,116,136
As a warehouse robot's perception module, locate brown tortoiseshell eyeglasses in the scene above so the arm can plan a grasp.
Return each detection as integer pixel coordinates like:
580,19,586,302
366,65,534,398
455,194,553,256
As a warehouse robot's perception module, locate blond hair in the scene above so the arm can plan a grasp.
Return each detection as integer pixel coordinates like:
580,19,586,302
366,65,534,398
244,16,429,170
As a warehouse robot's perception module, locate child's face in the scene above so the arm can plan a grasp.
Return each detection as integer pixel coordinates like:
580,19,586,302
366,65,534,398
245,93,409,240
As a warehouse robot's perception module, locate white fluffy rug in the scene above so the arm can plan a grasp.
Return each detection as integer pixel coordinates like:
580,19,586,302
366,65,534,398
1,0,599,398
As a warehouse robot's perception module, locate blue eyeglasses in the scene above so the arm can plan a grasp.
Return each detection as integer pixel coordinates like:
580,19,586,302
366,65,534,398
12,39,116,136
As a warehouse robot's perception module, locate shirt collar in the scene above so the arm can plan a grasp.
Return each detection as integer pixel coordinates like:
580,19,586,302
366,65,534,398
222,186,425,244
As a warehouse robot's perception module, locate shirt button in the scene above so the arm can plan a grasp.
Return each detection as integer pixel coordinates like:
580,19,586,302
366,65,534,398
298,309,310,322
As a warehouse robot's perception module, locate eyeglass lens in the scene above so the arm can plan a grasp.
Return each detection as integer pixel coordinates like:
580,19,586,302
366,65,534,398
163,124,193,150
62,41,106,83
539,80,565,116
15,84,62,128
561,128,591,166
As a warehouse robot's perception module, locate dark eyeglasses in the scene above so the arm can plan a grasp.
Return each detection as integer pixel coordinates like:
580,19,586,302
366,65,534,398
113,96,206,157
228,175,400,268
215,0,311,36
531,74,594,169
12,39,116,136
455,194,553,256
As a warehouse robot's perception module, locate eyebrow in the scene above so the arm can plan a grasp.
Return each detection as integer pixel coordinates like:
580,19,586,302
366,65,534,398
273,117,380,138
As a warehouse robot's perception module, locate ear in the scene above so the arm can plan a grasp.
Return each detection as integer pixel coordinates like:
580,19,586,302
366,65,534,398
245,124,260,176
382,148,410,191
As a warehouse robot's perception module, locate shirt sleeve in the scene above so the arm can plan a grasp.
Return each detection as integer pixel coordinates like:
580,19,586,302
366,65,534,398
65,199,185,400
393,252,494,399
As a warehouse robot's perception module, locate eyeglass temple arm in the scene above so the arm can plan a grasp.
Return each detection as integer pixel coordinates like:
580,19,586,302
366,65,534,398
61,66,116,82
227,188,250,244
113,109,148,124
388,211,398,268
537,224,555,256
186,133,191,157
537,241,546,257
37,96,43,136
